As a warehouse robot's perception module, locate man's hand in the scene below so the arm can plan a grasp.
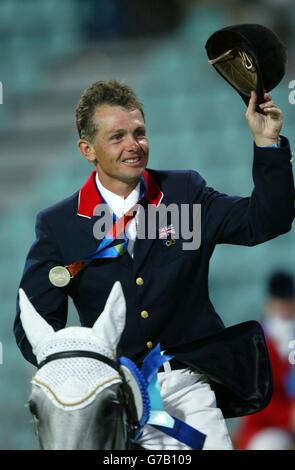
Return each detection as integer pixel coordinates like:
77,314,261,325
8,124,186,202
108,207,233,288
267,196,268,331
246,90,283,147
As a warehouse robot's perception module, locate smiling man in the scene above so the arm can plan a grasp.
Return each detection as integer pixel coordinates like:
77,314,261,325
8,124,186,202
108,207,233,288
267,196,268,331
77,93,149,196
15,80,295,450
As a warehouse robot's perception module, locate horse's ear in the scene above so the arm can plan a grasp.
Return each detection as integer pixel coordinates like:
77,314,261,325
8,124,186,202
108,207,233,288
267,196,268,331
92,281,126,355
18,288,55,351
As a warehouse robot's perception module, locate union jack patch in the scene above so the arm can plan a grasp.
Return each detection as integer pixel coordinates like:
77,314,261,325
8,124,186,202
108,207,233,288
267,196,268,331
159,224,176,239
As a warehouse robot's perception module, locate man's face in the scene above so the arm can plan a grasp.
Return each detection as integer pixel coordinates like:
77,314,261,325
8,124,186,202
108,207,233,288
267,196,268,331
266,298,295,320
90,105,149,187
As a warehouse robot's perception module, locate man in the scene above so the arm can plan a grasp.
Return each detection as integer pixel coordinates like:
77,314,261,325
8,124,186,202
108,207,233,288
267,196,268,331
235,271,295,450
14,80,294,449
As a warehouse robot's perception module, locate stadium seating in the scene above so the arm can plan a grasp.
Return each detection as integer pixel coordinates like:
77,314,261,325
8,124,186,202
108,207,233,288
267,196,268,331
0,1,294,449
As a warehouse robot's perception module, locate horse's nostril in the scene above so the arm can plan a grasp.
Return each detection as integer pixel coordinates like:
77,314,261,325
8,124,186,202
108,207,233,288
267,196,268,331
28,401,38,417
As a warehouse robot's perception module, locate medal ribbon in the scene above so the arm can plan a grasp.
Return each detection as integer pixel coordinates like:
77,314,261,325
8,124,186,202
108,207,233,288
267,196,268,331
119,344,206,449
140,344,206,449
65,178,145,279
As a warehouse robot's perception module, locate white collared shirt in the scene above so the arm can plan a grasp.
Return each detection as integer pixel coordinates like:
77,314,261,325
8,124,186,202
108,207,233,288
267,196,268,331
95,173,140,257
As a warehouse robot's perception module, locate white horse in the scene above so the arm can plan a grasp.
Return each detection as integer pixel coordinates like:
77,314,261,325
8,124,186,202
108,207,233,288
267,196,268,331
19,282,145,450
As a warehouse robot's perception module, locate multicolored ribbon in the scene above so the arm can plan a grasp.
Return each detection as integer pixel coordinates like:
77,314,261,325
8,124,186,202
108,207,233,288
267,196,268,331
66,178,145,278
285,365,295,399
120,344,207,450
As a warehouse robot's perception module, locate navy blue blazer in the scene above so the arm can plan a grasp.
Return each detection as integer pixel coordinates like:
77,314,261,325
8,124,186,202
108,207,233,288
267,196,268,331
14,138,294,415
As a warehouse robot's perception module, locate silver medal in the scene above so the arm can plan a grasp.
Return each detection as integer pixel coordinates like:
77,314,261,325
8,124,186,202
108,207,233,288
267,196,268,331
49,266,71,287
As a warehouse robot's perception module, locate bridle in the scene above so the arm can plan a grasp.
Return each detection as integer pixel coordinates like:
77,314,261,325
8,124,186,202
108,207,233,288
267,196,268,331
38,350,120,372
37,350,142,446
34,348,206,450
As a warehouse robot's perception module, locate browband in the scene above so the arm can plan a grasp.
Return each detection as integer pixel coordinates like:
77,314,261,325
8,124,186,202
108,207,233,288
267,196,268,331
38,350,120,372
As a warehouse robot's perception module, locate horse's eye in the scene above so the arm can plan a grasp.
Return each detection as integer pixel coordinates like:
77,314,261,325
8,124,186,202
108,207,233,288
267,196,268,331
28,400,38,417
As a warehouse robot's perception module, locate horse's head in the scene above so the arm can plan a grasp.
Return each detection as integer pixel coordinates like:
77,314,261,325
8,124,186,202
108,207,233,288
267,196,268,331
19,282,141,450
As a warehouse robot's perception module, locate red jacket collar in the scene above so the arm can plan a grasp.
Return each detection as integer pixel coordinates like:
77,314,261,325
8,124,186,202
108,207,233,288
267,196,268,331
77,170,164,218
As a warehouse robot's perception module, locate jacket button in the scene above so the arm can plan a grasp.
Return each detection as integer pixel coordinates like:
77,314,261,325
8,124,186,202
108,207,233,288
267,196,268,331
141,310,149,319
146,341,153,349
136,277,144,286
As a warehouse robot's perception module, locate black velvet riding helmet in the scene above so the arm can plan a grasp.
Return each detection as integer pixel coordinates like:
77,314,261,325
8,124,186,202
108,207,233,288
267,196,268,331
205,24,288,106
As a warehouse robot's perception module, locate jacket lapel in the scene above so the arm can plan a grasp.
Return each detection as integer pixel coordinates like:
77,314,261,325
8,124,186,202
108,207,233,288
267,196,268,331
133,200,155,273
133,197,169,273
76,169,164,272
75,215,101,259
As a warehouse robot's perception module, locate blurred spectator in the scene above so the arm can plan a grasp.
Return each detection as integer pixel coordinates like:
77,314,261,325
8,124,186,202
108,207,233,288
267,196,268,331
80,0,184,42
80,0,127,41
121,0,183,38
235,271,295,450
